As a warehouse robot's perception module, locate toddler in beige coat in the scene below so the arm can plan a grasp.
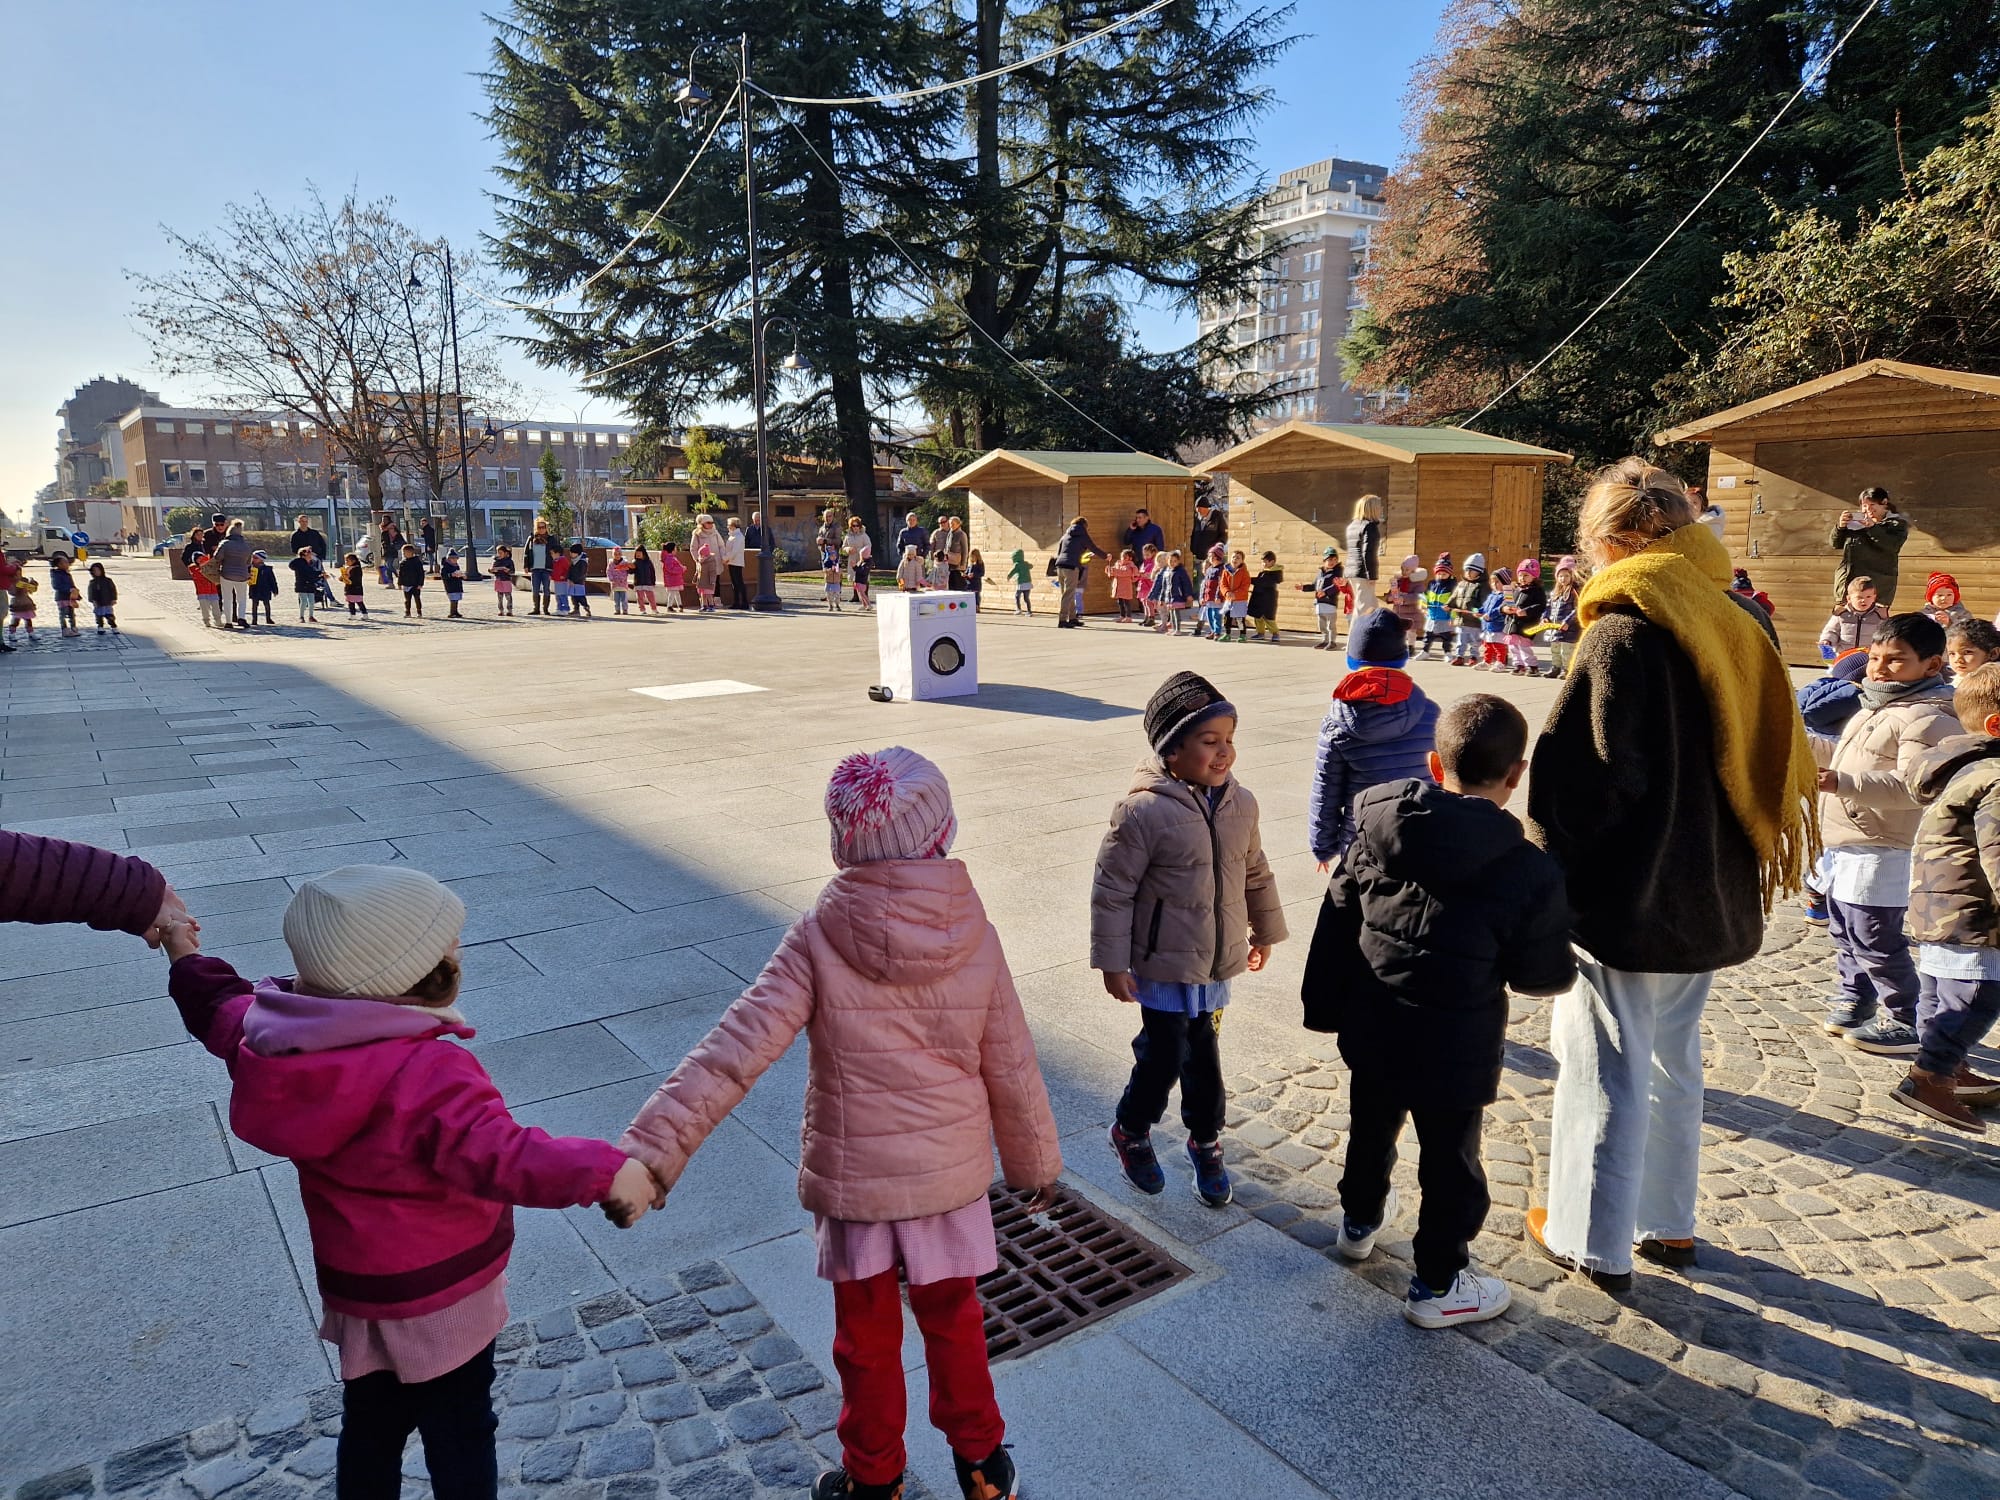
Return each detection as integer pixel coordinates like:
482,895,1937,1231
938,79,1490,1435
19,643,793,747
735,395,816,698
1094,671,1286,1208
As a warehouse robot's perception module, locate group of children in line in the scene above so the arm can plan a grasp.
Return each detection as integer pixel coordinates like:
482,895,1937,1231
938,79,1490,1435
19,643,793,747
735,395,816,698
1795,596,2000,1134
6,553,117,637
175,538,754,626
140,545,2000,1500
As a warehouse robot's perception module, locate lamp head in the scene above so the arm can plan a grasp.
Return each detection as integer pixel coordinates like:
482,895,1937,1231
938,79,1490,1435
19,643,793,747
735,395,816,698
780,349,813,374
406,272,422,293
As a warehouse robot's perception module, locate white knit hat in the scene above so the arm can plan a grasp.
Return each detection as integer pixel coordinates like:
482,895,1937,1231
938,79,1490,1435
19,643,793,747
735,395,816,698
824,747,956,867
283,865,466,999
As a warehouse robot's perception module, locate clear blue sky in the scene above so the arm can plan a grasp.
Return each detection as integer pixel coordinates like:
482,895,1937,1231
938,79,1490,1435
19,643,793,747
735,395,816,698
0,0,1447,513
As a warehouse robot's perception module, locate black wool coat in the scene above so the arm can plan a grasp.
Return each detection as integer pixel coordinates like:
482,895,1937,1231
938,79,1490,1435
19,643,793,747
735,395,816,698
1527,605,1768,973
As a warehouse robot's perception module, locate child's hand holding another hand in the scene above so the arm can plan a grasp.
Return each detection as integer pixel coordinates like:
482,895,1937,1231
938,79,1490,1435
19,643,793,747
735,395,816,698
160,920,203,962
601,1156,666,1229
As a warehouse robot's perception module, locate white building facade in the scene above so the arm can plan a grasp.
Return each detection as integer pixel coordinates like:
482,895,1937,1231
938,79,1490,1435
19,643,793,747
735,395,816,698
1199,158,1403,429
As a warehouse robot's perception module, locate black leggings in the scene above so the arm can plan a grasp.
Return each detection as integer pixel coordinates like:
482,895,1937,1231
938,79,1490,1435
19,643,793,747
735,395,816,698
1116,1006,1226,1143
337,1342,496,1500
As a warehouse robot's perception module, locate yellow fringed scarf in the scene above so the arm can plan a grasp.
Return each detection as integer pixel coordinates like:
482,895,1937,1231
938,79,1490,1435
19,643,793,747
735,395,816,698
1578,524,1821,910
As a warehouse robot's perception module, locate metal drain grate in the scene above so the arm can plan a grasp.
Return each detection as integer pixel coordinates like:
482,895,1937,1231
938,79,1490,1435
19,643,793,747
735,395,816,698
978,1182,1190,1361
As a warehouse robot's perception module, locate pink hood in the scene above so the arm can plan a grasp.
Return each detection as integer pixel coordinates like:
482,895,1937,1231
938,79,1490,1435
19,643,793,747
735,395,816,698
624,859,1063,1222
233,979,470,1162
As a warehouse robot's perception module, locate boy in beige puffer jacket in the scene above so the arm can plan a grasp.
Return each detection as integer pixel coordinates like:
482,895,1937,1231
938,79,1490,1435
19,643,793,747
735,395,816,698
1815,614,1960,1056
622,747,1060,1500
1094,671,1286,1208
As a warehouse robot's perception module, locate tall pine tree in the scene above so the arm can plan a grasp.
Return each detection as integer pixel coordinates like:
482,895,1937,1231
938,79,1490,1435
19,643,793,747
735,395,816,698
486,0,961,539
919,0,1293,453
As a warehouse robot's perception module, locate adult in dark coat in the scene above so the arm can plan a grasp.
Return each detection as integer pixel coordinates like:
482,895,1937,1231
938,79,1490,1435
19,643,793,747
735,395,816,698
894,511,929,559
182,514,228,568
288,514,329,562
1830,487,1910,607
1053,516,1106,628
1122,508,1165,557
1523,458,1815,1290
1188,499,1227,563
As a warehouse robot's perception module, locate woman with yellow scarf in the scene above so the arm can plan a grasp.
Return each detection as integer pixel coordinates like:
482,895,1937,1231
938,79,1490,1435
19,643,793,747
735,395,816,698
1524,459,1818,1291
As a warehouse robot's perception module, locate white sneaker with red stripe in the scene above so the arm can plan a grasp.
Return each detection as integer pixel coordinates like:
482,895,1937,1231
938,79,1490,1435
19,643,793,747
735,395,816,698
1403,1269,1512,1329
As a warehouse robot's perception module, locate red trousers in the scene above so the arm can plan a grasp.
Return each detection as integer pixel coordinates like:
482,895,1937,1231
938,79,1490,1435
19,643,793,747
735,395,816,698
831,1271,1004,1485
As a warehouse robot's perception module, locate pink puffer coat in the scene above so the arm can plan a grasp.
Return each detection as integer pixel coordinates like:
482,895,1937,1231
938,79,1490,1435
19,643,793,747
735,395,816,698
621,859,1062,1222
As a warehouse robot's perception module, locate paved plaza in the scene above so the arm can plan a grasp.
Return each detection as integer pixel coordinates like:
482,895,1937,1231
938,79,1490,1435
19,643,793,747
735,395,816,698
2,559,1996,1500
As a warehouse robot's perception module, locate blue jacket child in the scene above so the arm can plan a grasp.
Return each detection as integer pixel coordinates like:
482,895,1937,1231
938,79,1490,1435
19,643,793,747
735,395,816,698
1307,608,1440,865
1478,568,1512,638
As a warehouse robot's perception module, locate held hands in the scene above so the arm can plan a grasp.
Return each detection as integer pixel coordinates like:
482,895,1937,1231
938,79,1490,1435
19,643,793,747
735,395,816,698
145,885,195,950
1102,970,1139,1004
601,1157,667,1229
159,920,203,963
1023,1182,1059,1214
1816,768,1839,794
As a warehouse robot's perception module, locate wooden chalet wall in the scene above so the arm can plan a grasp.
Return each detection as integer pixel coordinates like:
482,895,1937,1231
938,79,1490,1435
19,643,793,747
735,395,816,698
1682,369,2000,663
966,473,1193,615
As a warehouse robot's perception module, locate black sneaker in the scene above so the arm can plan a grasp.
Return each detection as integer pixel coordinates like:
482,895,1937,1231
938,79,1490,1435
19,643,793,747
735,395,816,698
1186,1135,1233,1207
953,1445,1018,1500
811,1468,903,1500
1109,1122,1165,1194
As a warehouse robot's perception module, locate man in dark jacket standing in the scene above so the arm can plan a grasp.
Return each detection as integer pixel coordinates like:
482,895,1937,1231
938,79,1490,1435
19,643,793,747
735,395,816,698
1053,515,1106,628
1304,694,1573,1327
288,513,330,564
1188,497,1227,563
1123,507,1165,557
894,510,928,560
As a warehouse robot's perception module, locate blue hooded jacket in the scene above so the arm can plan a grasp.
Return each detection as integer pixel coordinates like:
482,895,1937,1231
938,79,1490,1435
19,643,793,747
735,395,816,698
1307,671,1440,863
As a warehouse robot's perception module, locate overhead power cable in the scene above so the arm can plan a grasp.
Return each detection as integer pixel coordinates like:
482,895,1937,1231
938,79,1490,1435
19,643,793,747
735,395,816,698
781,120,1137,451
1462,0,1881,430
479,80,743,317
751,0,1174,107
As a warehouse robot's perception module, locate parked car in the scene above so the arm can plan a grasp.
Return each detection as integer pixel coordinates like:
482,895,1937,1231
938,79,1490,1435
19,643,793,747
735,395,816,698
584,535,623,550
152,532,185,557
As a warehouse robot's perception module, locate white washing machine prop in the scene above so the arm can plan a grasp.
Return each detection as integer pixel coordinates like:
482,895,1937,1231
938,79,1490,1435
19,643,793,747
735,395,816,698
876,591,979,701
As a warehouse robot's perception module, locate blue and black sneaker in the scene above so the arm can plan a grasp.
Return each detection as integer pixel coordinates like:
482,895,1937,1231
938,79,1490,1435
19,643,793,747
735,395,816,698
1822,998,1874,1036
1803,894,1829,927
1109,1122,1165,1194
1186,1136,1233,1207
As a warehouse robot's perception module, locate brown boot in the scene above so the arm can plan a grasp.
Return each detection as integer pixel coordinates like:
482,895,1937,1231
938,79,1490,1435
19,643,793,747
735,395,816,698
1952,1063,2000,1107
1893,1068,1986,1132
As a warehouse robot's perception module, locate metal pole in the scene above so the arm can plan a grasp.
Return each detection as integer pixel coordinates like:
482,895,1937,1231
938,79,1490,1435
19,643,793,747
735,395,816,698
444,247,483,579
743,34,780,611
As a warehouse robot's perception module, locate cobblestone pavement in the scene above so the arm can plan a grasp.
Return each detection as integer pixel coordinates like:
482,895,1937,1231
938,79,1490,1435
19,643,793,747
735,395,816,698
3,1261,923,1500
1222,913,2000,1500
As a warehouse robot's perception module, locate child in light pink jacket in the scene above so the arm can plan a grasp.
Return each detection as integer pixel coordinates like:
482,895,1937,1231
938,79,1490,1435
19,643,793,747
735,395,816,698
622,748,1062,1500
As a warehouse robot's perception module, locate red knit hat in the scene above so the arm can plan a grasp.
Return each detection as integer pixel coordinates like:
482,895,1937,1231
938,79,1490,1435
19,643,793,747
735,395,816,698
1927,572,1960,605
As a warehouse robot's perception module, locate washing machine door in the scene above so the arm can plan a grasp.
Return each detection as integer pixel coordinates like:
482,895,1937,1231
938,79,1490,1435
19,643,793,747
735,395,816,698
925,633,968,681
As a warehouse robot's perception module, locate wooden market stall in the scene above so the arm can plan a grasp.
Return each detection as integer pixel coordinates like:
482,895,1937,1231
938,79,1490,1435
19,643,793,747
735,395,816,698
1656,360,2000,664
938,449,1196,616
1191,423,1570,636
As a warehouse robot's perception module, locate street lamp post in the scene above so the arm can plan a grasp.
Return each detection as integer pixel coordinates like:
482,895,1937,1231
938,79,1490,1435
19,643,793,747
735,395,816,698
405,247,485,579
676,35,813,613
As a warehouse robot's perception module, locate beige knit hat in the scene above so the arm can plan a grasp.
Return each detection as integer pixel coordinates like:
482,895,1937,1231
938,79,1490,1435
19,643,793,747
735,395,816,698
283,865,466,999
824,747,956,867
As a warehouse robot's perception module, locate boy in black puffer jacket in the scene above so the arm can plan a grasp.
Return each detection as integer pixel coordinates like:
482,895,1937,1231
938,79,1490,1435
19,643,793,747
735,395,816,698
1302,693,1574,1328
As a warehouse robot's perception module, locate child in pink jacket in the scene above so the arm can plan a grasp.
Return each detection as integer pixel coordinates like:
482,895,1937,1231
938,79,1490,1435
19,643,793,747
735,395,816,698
160,865,656,1500
621,748,1062,1500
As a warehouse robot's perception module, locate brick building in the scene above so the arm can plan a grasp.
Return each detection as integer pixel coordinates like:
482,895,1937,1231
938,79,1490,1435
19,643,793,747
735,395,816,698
102,404,638,547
